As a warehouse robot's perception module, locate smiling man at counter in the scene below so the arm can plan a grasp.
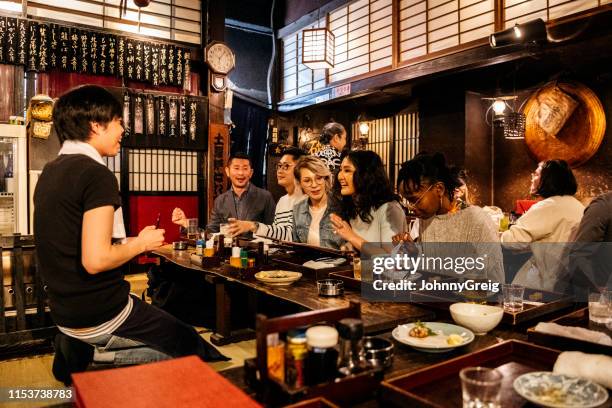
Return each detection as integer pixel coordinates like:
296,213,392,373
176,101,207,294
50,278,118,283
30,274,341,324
173,151,275,235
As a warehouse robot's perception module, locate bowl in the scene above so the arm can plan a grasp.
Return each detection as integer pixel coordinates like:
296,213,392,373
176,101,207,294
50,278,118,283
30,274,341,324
317,279,344,297
450,302,504,335
363,336,394,369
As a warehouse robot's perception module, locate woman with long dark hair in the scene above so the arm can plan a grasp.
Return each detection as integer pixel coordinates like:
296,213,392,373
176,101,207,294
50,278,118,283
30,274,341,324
502,159,584,291
395,152,504,283
330,150,406,253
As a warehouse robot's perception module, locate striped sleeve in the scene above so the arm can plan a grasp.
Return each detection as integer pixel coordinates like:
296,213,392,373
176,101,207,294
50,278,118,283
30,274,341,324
256,209,294,241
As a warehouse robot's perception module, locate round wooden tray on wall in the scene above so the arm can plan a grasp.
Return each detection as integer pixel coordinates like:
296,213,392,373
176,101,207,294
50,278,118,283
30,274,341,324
523,82,606,167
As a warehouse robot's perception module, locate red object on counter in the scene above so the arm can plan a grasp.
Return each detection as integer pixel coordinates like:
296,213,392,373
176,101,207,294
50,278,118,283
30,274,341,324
515,199,539,214
72,356,262,408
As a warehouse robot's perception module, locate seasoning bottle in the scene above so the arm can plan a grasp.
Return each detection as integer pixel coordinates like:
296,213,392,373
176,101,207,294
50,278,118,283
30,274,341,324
216,234,224,254
204,241,215,257
337,318,368,376
195,239,204,256
267,333,285,383
240,248,248,269
230,247,242,268
285,329,308,388
305,325,339,385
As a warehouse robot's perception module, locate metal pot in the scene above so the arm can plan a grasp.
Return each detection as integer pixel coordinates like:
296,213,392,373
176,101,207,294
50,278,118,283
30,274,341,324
317,279,344,297
363,336,394,369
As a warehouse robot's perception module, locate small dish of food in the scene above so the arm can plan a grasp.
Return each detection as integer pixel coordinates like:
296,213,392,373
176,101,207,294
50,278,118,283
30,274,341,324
513,371,608,408
392,322,474,353
254,270,302,286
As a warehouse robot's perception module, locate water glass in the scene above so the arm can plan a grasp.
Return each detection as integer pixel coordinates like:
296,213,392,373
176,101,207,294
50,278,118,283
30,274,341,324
460,367,503,408
219,223,231,237
502,284,524,313
353,257,362,280
589,290,612,324
186,218,198,239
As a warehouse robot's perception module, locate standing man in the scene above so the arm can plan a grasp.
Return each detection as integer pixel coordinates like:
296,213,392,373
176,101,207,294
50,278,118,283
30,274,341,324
173,152,275,234
228,147,306,240
313,122,347,174
35,85,227,384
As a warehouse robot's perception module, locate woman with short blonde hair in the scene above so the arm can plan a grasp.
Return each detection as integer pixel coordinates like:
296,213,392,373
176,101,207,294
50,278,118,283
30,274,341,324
291,156,343,249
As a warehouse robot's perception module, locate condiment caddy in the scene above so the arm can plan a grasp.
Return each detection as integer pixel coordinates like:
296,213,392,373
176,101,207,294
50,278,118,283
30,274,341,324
246,301,384,406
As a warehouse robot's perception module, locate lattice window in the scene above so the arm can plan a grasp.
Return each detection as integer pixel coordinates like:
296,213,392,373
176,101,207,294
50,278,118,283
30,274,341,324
504,0,605,27
281,20,327,100
329,0,393,83
398,0,495,62
351,112,419,187
104,153,122,189
127,148,198,192
14,0,203,44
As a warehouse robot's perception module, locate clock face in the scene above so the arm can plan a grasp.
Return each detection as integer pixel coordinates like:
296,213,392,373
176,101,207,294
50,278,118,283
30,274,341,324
206,43,235,74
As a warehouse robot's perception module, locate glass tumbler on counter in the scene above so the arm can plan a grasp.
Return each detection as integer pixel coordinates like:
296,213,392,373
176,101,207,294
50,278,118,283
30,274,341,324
589,290,612,324
502,284,524,313
460,367,503,408
186,218,198,239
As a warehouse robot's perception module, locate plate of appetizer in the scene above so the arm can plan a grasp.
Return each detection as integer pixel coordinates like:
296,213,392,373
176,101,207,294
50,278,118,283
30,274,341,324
254,270,302,286
392,321,475,353
513,371,608,408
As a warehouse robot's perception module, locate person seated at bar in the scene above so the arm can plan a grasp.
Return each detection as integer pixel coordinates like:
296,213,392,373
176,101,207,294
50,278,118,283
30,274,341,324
394,152,504,283
313,122,347,174
292,156,345,249
502,160,584,291
570,191,612,298
227,147,306,240
34,85,227,383
330,150,406,255
173,152,275,234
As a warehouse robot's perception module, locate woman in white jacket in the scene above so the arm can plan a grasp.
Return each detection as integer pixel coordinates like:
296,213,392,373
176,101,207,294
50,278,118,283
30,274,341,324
502,160,584,291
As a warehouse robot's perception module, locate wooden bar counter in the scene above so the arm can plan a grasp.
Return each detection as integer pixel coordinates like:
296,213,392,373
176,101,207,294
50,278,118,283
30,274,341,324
153,244,435,343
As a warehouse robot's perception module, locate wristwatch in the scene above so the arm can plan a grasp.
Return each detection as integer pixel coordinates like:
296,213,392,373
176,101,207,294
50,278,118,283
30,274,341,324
252,222,259,232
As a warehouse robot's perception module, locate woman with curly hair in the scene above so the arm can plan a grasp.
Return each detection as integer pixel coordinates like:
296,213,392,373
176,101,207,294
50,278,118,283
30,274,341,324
330,150,406,254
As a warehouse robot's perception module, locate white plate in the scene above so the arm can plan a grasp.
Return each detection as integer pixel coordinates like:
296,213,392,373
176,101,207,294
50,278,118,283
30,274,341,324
254,270,302,286
392,322,474,353
513,371,608,408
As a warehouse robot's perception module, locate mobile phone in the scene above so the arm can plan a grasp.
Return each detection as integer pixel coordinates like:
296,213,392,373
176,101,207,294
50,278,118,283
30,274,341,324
155,213,161,229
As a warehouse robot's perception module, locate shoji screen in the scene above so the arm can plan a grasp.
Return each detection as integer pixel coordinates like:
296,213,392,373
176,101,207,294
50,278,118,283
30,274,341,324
504,0,605,26
329,0,393,83
398,0,495,62
281,21,327,100
128,148,198,192
23,0,202,44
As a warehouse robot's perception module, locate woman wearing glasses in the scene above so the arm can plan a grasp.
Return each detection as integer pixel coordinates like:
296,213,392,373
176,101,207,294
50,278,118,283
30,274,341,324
330,150,406,255
227,147,306,240
292,156,345,249
394,152,504,283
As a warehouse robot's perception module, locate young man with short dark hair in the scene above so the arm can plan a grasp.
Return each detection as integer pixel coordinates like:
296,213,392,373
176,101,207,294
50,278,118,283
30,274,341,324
173,151,275,234
228,147,306,240
35,85,227,383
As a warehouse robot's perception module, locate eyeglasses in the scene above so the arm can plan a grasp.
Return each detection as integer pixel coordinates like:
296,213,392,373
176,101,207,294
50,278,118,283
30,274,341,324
402,183,434,211
276,163,293,171
301,176,326,186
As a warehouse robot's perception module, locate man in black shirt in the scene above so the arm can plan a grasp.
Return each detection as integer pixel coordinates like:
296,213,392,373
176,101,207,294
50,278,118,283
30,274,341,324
35,85,226,383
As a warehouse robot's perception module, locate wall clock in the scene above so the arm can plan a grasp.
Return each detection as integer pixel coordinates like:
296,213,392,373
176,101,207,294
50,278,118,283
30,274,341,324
205,42,235,75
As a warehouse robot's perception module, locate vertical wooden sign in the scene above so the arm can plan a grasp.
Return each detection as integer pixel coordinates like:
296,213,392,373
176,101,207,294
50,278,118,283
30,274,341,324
208,123,229,218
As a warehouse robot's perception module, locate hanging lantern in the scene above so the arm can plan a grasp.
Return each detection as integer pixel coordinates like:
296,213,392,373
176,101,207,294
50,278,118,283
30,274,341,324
302,28,335,70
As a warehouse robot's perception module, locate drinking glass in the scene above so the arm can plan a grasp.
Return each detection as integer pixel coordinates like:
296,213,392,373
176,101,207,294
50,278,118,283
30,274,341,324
502,284,524,313
460,367,503,408
186,218,198,239
589,290,612,324
353,257,362,280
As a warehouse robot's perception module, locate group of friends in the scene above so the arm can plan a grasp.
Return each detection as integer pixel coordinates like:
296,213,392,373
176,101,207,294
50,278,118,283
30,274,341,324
33,85,610,383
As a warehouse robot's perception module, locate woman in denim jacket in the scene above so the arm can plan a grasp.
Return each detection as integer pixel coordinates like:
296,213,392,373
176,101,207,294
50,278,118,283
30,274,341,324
292,156,345,249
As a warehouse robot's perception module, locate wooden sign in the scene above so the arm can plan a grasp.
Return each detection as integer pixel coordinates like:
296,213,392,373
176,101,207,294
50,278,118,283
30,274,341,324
208,123,229,216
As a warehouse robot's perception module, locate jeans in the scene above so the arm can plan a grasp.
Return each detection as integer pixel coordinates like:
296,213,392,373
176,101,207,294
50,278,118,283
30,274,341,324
75,295,228,365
